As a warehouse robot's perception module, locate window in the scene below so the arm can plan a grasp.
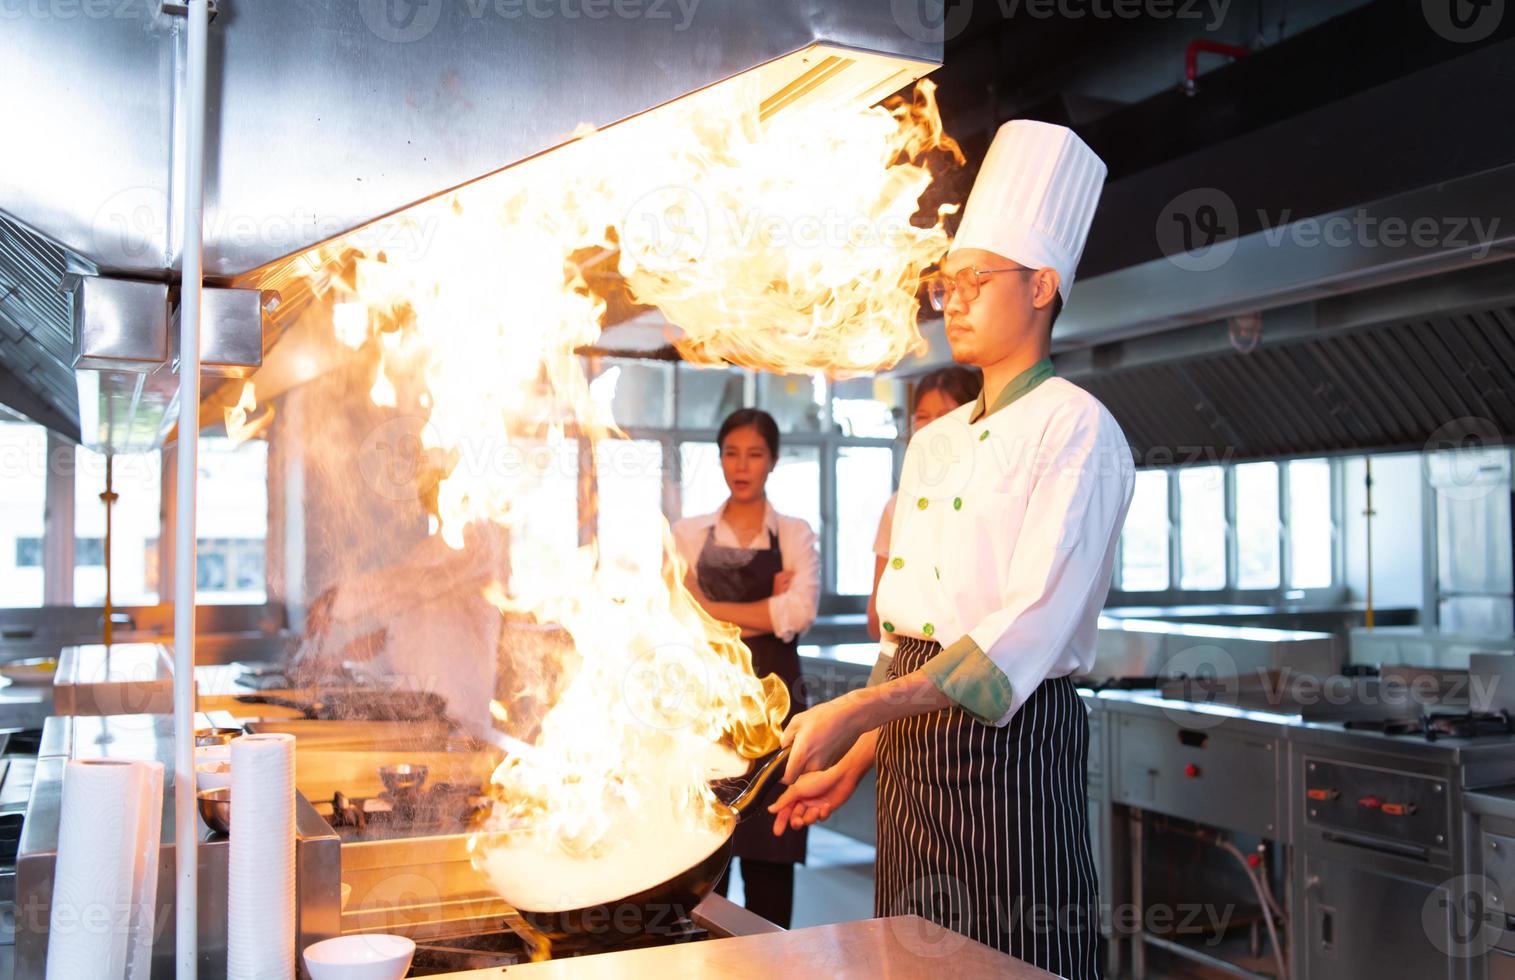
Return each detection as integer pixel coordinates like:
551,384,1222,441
0,421,47,607
834,446,894,594
1289,458,1333,589
1179,466,1226,589
1120,470,1169,591
757,373,824,433
74,538,105,566
74,447,161,607
679,443,728,519
678,441,821,539
766,445,822,536
596,440,664,571
831,377,903,439
15,538,42,568
196,437,270,604
1235,462,1281,589
676,365,744,430
602,362,672,429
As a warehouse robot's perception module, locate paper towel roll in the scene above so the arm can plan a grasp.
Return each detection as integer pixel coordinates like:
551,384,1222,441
228,733,296,980
46,758,165,980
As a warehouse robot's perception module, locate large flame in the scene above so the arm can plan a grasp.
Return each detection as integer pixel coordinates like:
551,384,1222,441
224,380,274,445
300,77,958,913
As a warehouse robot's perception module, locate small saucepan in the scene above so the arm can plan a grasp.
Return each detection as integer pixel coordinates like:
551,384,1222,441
512,746,790,940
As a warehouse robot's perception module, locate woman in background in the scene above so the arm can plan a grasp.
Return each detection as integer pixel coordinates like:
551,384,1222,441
672,408,820,927
865,367,981,681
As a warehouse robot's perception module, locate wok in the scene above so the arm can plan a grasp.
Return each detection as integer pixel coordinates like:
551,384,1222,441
513,746,791,940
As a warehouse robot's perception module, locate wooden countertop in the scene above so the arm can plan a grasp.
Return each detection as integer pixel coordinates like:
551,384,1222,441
432,916,1052,979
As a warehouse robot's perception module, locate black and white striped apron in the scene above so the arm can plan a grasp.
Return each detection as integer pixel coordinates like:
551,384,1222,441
875,635,1100,979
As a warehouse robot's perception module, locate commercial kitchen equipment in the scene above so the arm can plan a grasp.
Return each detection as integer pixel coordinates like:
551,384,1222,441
1090,677,1515,980
12,714,342,978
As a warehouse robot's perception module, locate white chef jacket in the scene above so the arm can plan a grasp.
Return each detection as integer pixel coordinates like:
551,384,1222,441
310,521,510,741
872,492,899,558
875,365,1134,726
671,500,820,643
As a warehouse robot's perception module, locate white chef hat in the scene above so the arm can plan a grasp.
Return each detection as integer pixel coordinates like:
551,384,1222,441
950,120,1108,303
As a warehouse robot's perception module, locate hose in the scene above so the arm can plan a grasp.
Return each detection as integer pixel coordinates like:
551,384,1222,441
1216,838,1288,980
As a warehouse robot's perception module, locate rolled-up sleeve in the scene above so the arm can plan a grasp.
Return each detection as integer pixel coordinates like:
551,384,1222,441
769,517,820,642
921,406,1133,726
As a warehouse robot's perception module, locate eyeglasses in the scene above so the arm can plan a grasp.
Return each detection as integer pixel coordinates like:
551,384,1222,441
925,266,1034,312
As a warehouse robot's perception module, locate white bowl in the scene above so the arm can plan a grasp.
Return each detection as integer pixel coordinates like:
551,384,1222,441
302,934,415,980
195,761,231,791
194,744,231,765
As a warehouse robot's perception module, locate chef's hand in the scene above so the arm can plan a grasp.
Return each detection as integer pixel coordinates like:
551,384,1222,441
780,694,870,783
772,569,795,595
767,763,857,836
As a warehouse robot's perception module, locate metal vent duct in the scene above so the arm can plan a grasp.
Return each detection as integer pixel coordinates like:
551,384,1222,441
1061,265,1515,464
0,0,940,442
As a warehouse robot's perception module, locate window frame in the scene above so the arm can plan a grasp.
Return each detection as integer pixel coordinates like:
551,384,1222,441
1110,456,1346,607
613,359,904,607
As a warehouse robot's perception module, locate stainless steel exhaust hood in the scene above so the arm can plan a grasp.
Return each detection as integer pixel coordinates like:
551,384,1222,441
0,0,941,446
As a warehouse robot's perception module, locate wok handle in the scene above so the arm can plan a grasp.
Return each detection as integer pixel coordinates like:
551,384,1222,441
730,746,791,819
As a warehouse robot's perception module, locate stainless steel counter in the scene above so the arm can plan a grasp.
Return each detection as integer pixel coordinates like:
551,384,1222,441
12,713,342,979
428,916,1050,979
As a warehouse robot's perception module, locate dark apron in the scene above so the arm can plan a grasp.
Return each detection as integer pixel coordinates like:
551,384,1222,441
875,636,1100,979
695,525,807,865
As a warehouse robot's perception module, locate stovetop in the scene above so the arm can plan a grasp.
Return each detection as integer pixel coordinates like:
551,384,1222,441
324,782,491,841
1342,709,1515,742
405,916,711,973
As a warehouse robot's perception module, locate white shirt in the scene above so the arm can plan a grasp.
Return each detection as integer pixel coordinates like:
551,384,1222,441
876,375,1134,727
672,500,820,643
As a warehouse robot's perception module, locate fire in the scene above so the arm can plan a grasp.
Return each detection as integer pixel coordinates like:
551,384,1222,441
300,77,958,912
224,380,274,445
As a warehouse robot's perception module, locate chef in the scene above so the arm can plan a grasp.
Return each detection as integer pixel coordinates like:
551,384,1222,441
770,120,1134,979
294,464,510,742
672,408,820,928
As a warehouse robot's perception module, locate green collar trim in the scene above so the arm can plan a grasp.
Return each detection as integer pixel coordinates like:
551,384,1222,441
970,358,1055,423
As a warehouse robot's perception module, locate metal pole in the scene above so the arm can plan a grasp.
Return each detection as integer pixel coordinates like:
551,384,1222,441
102,454,116,645
175,0,210,973
1364,456,1375,630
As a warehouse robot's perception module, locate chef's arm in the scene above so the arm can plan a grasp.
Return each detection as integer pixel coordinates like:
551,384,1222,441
920,412,1131,726
780,668,951,780
767,519,820,641
697,598,779,634
865,555,886,641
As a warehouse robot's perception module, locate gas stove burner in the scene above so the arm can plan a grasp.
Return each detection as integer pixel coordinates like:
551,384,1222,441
1343,709,1515,742
403,916,710,974
326,782,491,838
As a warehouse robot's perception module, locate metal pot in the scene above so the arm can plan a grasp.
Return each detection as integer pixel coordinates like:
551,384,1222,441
513,746,791,940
